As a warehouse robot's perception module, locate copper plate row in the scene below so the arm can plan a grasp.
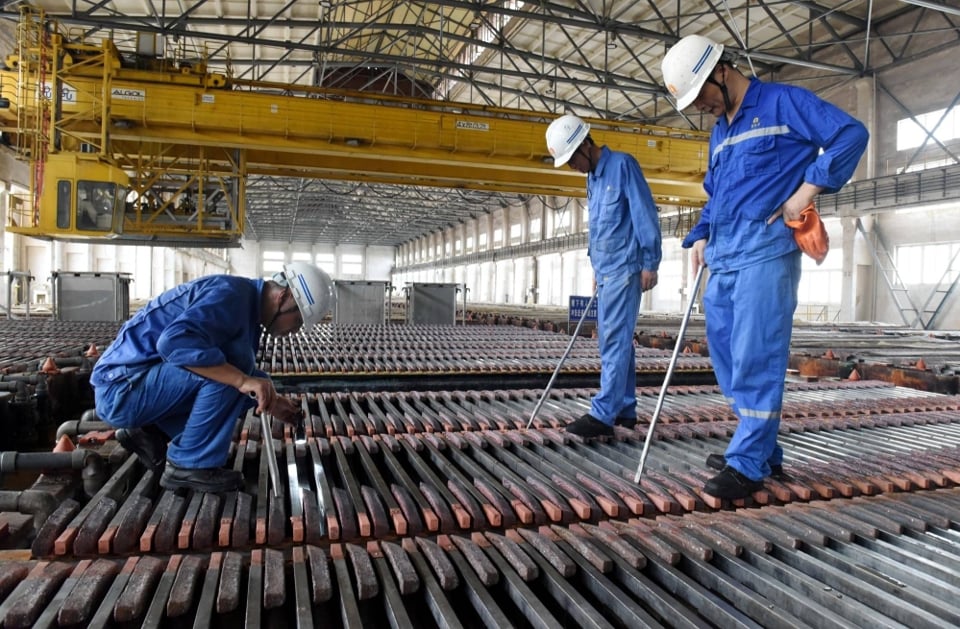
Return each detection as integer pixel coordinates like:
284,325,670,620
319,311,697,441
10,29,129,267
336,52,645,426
4,488,960,628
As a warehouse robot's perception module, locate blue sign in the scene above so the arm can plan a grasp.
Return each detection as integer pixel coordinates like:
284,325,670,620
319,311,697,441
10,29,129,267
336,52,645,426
568,295,597,323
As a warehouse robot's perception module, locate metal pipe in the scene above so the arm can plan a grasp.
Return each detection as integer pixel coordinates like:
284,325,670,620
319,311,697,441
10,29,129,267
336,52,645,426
0,449,97,472
526,288,597,428
634,265,705,483
0,489,58,532
56,418,111,440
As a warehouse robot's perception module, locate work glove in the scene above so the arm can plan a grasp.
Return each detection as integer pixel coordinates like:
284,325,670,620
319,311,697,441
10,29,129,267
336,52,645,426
785,202,829,265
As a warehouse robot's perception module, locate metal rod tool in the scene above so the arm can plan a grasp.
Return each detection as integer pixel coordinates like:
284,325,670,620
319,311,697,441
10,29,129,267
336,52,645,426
260,411,282,498
526,288,598,428
633,265,705,483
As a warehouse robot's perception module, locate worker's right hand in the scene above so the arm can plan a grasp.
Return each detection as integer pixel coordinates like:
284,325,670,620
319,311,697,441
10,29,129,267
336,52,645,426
269,397,303,425
690,239,707,272
240,376,277,414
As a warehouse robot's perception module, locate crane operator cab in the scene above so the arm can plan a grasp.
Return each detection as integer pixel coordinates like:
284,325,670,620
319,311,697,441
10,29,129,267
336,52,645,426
8,152,128,240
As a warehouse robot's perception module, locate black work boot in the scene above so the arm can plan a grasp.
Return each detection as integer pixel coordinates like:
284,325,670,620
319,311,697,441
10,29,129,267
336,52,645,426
614,415,638,429
565,414,614,438
705,453,726,471
703,466,764,500
160,461,243,493
706,453,785,480
115,426,167,474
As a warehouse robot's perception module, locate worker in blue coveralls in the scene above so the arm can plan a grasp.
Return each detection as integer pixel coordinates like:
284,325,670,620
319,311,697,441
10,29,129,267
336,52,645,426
661,35,868,499
91,262,335,493
545,114,663,438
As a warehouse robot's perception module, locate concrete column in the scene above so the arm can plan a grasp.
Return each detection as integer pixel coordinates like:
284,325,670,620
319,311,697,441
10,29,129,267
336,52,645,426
501,206,510,247
854,76,876,180
853,215,877,322
0,181,6,271
518,200,529,243
840,216,858,322
572,198,584,233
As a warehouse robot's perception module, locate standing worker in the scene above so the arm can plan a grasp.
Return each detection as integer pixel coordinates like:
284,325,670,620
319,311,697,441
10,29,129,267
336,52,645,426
545,114,663,438
660,35,868,499
91,262,335,492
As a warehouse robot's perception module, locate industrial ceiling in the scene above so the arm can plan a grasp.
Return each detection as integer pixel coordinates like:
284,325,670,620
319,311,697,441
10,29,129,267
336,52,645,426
2,0,958,246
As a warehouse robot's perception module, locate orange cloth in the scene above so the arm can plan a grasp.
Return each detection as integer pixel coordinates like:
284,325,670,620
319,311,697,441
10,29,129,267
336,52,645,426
785,203,829,265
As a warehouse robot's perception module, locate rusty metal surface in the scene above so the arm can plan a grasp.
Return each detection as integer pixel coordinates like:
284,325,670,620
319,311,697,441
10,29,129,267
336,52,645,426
30,487,960,627
6,378,960,626
257,324,713,379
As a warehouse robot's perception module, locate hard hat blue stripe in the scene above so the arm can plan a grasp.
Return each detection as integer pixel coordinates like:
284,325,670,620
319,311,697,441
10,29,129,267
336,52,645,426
297,274,316,306
692,45,713,73
564,123,583,145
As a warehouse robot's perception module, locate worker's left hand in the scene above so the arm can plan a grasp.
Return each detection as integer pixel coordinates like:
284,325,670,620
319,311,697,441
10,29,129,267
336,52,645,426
641,270,658,292
767,199,805,225
269,396,303,425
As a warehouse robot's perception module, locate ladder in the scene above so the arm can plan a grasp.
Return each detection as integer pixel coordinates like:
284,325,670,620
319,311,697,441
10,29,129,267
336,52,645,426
916,246,960,330
855,217,922,327
15,7,52,225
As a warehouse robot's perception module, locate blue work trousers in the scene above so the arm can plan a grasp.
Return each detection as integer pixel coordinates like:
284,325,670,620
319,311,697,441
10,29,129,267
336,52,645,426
590,269,642,424
94,362,253,469
704,251,801,480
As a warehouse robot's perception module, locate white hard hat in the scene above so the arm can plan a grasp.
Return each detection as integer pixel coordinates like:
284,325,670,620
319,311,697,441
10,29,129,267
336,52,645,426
275,262,336,329
661,35,724,110
545,114,590,168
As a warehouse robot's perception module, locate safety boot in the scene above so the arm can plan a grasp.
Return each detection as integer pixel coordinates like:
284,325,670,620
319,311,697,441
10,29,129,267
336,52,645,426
565,414,614,438
115,426,167,474
706,453,785,479
160,461,243,493
703,466,764,500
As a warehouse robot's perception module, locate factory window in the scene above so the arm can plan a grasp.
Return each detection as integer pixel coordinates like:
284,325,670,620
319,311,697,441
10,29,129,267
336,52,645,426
76,181,115,231
263,250,285,275
798,250,842,316
57,180,72,229
897,106,959,151
341,253,363,276
466,236,474,251
292,252,311,262
455,239,462,253
315,252,335,273
897,242,960,285
529,218,541,242
478,233,487,250
493,228,503,248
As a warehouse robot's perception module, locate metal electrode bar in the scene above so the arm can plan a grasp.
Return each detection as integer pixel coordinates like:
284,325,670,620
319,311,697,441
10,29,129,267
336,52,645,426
634,265,705,484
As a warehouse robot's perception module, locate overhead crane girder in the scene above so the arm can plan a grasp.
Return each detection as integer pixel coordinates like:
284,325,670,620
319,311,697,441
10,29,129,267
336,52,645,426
0,24,709,245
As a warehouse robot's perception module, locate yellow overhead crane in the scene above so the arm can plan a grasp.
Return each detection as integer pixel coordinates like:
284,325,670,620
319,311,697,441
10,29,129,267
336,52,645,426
0,9,708,246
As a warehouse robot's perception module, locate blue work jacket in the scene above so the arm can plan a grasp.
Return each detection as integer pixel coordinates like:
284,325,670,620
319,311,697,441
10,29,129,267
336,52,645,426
587,147,662,276
91,275,266,386
682,78,869,272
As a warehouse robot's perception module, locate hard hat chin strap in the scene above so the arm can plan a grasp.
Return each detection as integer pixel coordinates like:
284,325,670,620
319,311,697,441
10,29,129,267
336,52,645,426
265,287,299,335
705,64,734,114
575,141,597,174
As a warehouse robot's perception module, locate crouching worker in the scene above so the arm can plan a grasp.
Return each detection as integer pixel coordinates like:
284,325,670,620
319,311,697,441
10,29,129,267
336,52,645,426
91,262,335,492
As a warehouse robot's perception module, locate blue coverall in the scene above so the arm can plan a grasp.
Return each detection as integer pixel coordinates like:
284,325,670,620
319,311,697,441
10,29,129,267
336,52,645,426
683,78,869,480
587,147,663,424
91,275,264,469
